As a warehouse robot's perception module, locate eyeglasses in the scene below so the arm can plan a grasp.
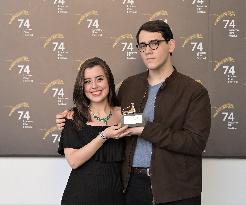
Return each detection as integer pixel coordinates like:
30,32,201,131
136,39,168,52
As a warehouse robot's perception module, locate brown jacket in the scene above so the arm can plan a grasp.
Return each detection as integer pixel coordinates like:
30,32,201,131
117,68,211,203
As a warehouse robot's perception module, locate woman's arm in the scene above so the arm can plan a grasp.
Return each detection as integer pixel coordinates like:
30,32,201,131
64,134,105,169
64,124,128,169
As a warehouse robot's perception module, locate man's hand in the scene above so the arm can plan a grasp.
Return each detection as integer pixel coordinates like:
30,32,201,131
56,110,74,130
119,126,144,138
102,123,129,140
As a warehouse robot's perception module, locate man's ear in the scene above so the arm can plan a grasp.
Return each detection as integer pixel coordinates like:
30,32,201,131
168,39,175,54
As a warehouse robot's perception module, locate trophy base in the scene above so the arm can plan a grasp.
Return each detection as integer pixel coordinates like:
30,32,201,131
121,113,145,127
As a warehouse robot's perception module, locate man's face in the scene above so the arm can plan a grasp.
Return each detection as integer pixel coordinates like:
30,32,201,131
137,30,175,71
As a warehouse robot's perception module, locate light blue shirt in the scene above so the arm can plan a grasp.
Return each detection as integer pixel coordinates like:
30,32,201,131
132,82,162,167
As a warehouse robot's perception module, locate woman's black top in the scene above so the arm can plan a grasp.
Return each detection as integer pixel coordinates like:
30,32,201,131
58,119,124,205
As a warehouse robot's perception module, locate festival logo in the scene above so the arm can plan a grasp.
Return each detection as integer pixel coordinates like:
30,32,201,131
74,58,88,71
8,10,34,37
191,0,208,14
42,126,60,144
214,10,239,38
147,10,168,22
213,103,239,130
8,56,33,83
196,80,203,84
77,10,103,37
115,81,123,93
112,34,137,60
181,33,207,60
122,0,137,14
8,102,33,128
53,0,68,14
42,33,68,60
213,57,238,84
42,79,68,106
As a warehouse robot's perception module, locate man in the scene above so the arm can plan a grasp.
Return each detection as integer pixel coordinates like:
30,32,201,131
56,20,211,205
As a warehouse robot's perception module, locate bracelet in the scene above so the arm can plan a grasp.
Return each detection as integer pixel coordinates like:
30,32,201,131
99,132,108,140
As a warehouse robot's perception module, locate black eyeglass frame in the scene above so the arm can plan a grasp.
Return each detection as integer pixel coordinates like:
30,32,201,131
136,39,169,52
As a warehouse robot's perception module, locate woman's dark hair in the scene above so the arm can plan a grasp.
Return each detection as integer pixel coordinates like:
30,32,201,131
136,20,174,44
73,57,119,128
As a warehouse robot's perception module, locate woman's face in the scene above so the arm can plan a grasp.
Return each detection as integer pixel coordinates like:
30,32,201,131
83,65,109,104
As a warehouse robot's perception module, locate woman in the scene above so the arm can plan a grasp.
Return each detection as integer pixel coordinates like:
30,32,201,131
58,57,128,205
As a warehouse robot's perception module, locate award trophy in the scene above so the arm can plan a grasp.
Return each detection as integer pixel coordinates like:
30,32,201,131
121,103,145,127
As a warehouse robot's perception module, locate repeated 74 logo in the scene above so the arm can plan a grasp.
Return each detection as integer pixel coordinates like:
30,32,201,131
112,34,137,60
53,0,68,14
7,102,33,129
8,10,34,37
148,10,168,22
42,79,68,106
214,10,239,38
78,10,103,37
182,33,207,60
8,56,34,83
213,103,239,130
213,57,238,84
191,0,208,14
43,33,68,60
122,0,137,14
42,126,61,144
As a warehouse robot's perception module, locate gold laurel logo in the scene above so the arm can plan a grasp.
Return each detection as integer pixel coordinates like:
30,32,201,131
42,126,59,140
43,33,64,48
78,10,99,24
8,56,30,71
115,81,123,93
214,10,236,26
112,34,133,48
8,10,29,24
8,102,29,117
43,79,64,94
214,57,235,71
182,33,203,47
74,59,89,71
195,80,203,84
149,10,168,21
213,103,234,118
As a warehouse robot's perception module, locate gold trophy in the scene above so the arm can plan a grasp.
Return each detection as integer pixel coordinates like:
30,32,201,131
121,103,145,127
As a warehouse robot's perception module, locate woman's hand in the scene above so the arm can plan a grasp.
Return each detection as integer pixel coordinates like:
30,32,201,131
102,123,129,139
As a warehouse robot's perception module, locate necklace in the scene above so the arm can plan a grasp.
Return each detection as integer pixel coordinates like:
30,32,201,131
91,110,112,125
